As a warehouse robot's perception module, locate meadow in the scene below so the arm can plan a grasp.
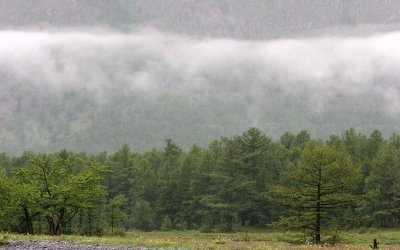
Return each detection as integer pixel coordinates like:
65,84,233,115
1,228,400,249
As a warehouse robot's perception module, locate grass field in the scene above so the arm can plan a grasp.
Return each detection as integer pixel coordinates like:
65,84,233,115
1,228,400,249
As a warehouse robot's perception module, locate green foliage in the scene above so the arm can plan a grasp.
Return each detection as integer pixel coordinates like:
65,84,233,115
161,217,173,231
356,227,368,234
132,200,154,231
362,143,400,227
199,224,214,233
267,143,362,243
0,152,107,235
0,235,10,246
324,227,342,246
77,207,106,236
105,195,128,233
108,228,127,237
0,127,398,246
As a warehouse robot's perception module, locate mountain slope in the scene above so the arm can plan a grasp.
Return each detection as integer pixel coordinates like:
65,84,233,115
1,1,400,154
1,30,400,154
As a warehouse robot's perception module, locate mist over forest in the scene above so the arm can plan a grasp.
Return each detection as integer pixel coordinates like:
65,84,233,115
1,0,400,154
3,1,400,247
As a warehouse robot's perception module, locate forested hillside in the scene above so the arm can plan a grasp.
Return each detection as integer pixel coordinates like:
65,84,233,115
1,1,400,153
1,29,400,154
0,128,398,243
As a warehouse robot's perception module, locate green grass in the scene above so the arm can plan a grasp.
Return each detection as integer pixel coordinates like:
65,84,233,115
0,235,10,246
1,228,400,249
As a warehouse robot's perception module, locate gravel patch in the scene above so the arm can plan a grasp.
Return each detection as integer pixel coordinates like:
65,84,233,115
0,241,178,250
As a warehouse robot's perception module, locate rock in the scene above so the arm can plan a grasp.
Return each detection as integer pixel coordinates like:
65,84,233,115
0,240,180,250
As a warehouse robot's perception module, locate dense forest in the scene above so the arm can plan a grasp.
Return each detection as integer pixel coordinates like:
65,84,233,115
0,127,399,243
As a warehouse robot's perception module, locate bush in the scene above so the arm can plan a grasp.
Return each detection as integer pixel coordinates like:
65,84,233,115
368,227,379,234
109,228,126,237
324,230,342,246
160,217,173,231
0,235,10,246
199,224,214,233
176,222,188,230
354,227,379,234
356,227,368,234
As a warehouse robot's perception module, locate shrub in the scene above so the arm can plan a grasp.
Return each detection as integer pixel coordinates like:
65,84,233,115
160,217,173,231
356,227,368,234
0,235,10,246
199,224,213,233
368,227,379,234
109,228,126,237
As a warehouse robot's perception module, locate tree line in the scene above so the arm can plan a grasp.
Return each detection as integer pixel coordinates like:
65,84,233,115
0,128,399,243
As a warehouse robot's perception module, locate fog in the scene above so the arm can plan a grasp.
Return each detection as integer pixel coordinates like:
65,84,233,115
1,29,400,153
2,30,400,112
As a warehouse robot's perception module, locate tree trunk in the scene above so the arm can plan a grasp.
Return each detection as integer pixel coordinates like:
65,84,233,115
111,214,114,233
78,212,83,233
315,167,321,244
55,208,65,235
46,216,56,235
240,214,246,226
56,223,63,235
88,209,93,235
23,206,34,234
170,217,176,230
315,202,321,243
249,217,259,226
226,214,233,232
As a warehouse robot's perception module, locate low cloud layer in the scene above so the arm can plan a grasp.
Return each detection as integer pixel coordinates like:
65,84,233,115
1,29,400,117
